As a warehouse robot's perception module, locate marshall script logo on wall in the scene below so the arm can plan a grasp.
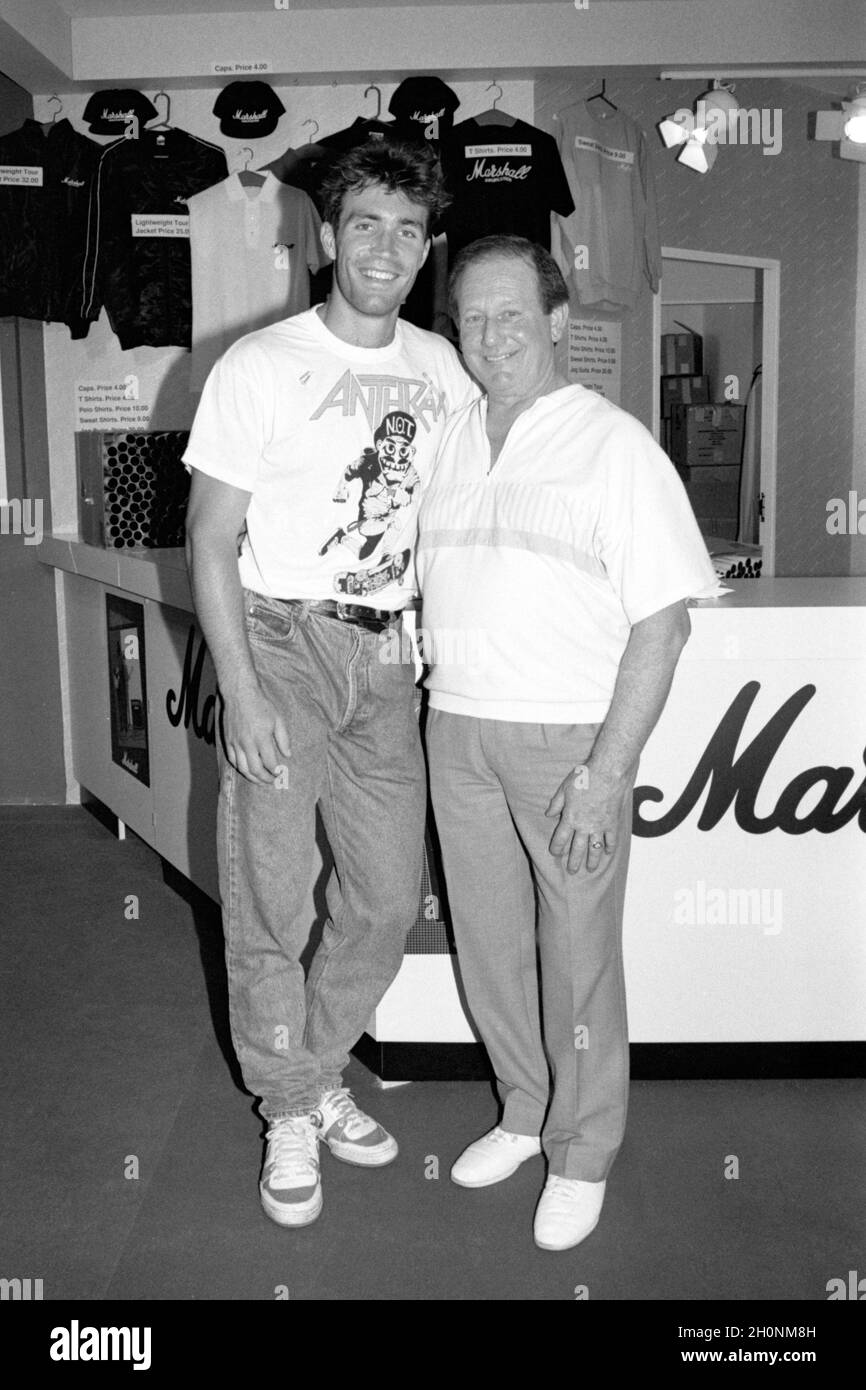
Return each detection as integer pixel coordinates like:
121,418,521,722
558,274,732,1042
634,681,865,837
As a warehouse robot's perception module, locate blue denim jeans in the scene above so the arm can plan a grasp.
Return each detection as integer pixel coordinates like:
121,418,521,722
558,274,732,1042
217,591,426,1121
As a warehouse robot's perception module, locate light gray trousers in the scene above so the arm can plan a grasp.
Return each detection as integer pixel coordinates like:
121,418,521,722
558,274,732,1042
426,709,638,1181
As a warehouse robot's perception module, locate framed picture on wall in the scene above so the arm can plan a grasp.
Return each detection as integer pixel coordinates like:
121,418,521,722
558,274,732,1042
106,594,150,786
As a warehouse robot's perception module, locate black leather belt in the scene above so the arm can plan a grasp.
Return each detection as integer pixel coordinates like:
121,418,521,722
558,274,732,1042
279,598,402,633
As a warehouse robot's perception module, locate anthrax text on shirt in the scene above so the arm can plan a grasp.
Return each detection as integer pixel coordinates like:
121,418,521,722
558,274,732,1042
310,372,447,433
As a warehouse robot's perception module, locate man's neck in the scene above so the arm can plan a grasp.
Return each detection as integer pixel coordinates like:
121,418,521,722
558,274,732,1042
487,371,570,427
318,298,400,350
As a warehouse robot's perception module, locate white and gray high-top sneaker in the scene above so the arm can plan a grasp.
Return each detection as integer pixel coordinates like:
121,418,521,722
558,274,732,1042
259,1114,322,1227
315,1088,398,1167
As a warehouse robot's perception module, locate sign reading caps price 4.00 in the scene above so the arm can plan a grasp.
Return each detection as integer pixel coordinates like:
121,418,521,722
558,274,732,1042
567,319,622,405
76,381,151,432
210,61,272,75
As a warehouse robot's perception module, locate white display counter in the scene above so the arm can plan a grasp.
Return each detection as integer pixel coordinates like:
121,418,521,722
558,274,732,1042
43,538,866,1074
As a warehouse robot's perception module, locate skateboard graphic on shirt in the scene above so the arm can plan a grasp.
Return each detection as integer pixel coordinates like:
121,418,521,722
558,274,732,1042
335,549,411,597
318,409,419,594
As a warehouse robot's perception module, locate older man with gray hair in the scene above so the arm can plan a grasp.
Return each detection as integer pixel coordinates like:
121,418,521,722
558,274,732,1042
417,234,719,1250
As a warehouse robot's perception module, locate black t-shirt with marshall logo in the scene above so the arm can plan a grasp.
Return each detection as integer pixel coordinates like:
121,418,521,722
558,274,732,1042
440,117,574,262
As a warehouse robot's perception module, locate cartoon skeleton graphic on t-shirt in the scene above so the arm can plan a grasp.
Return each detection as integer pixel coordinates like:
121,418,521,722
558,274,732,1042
318,410,419,594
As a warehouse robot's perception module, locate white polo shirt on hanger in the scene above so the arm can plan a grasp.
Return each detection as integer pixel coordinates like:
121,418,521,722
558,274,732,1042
188,170,327,391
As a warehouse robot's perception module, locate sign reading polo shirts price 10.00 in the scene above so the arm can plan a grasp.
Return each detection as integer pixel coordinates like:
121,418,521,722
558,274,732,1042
76,380,151,431
567,319,622,404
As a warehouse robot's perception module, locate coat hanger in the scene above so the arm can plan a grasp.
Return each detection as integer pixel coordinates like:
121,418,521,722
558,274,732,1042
145,91,173,131
258,118,325,180
364,84,382,121
473,80,517,128
585,77,618,114
37,95,62,132
237,146,266,187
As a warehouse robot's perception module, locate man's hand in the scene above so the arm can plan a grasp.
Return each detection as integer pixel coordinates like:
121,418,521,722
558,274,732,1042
222,679,291,786
544,764,630,875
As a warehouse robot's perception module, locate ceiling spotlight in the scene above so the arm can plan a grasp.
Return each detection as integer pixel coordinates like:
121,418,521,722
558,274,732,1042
813,82,866,162
658,81,740,173
842,86,866,143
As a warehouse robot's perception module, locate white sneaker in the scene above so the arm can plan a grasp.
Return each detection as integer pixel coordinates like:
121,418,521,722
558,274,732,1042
533,1176,606,1250
451,1126,542,1188
259,1115,322,1227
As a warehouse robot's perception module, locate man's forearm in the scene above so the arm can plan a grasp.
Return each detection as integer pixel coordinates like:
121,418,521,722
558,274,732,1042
587,603,691,782
186,532,260,698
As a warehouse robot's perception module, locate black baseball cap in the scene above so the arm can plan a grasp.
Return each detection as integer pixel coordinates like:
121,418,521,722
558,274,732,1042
213,81,286,138
388,77,460,140
83,89,159,134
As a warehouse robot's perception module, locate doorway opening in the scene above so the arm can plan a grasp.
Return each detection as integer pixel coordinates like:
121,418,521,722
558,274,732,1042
652,248,780,575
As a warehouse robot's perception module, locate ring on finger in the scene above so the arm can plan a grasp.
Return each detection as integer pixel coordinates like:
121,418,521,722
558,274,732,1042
590,837,603,850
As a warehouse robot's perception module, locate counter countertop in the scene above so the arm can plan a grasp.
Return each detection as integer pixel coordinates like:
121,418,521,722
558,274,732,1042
41,536,866,612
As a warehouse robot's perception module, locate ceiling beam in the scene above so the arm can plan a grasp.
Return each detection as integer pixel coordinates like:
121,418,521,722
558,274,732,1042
65,1,866,85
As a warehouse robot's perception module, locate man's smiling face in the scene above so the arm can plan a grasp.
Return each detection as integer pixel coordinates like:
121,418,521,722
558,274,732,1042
455,255,566,406
322,183,431,321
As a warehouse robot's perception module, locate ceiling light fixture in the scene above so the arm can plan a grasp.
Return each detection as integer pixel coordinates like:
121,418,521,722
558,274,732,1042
814,82,866,162
658,80,740,174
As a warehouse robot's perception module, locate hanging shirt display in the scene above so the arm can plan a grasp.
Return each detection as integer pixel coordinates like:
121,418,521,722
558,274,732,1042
80,126,227,349
187,171,328,392
440,116,574,262
0,119,102,338
551,100,662,312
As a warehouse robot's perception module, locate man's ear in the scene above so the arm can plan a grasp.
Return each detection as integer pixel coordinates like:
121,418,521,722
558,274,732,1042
320,221,337,263
550,301,569,343
419,236,431,269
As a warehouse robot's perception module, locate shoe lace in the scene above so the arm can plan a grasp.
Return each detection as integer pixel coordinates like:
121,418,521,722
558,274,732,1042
489,1127,521,1145
267,1118,318,1178
318,1087,370,1138
545,1176,575,1199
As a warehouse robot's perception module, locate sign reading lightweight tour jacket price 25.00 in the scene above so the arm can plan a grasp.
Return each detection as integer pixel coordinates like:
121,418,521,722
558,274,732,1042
130,214,190,238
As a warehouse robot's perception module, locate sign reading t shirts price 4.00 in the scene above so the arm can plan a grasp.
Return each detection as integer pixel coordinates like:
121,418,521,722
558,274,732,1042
567,320,622,405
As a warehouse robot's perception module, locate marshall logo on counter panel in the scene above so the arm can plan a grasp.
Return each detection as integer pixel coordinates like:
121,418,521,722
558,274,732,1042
166,626,219,747
165,651,864,840
635,681,866,837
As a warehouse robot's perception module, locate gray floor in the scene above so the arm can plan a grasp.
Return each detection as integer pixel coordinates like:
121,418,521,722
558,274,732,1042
0,806,862,1302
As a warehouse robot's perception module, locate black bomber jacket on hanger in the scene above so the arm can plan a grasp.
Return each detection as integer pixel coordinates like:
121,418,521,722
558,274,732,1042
0,119,102,337
79,126,227,350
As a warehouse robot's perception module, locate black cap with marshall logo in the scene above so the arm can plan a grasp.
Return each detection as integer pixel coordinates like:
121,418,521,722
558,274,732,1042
213,81,286,138
83,88,159,134
388,76,460,142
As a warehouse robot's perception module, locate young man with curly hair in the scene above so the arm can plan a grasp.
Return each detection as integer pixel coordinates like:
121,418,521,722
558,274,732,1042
184,141,474,1227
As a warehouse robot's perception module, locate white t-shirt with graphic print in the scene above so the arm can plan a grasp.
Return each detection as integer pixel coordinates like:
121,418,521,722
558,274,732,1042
183,306,476,608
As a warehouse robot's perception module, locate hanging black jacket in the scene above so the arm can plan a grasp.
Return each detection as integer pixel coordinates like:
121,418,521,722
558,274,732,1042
0,119,102,337
80,127,227,349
